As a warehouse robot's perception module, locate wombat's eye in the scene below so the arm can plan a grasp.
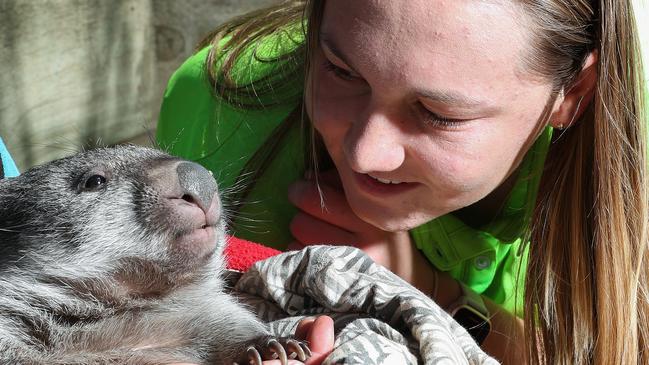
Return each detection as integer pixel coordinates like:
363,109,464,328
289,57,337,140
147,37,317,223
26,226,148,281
83,174,107,191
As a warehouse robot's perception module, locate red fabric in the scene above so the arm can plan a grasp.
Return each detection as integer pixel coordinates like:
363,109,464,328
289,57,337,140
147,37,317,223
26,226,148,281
224,235,282,272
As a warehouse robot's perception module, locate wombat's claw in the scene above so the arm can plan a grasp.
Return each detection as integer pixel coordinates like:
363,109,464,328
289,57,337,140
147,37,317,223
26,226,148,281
257,339,288,364
245,345,263,365
285,339,311,360
241,341,286,365
238,338,311,365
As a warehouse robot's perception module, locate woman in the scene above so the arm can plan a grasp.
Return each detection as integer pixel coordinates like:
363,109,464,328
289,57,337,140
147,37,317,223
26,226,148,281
157,0,648,363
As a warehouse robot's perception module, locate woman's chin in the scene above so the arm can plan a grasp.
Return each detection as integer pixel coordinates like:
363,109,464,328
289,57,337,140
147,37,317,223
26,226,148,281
351,204,440,233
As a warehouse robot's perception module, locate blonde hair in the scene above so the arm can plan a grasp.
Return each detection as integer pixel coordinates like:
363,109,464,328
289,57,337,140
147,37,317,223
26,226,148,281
522,1,648,364
200,0,648,363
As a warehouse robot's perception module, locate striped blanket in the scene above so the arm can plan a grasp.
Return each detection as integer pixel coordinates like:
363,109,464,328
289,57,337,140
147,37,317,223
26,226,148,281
233,246,498,365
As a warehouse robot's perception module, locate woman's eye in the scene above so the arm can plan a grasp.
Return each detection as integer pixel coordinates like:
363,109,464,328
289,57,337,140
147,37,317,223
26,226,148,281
418,104,466,129
322,60,360,81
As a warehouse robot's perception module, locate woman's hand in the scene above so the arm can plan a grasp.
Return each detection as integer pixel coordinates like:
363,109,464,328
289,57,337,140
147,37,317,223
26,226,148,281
287,169,431,290
287,169,410,265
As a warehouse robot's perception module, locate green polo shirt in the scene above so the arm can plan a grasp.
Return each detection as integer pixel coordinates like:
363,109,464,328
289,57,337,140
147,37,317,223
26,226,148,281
157,30,552,317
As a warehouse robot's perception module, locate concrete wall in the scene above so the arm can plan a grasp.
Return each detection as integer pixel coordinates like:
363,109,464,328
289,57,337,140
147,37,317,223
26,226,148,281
0,0,277,170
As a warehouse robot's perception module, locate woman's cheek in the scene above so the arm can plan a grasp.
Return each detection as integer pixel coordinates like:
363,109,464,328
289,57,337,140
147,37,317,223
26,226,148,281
310,93,361,138
419,148,494,200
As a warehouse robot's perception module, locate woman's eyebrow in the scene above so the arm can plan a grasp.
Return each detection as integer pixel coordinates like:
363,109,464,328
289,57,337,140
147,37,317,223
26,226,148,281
417,89,501,113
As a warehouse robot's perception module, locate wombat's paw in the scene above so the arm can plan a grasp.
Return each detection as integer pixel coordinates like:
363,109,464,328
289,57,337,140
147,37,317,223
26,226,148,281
233,337,311,365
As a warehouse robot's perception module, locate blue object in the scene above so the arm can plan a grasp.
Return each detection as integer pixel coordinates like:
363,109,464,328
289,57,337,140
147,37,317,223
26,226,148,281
0,137,19,178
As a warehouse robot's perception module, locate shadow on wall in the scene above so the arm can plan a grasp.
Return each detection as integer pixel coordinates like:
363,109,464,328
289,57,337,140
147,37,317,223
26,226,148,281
0,0,277,170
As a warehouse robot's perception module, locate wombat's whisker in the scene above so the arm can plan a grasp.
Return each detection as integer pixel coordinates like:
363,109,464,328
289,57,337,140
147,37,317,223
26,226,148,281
220,177,255,196
221,206,271,228
222,199,267,213
230,226,272,235
0,228,21,233
227,215,269,223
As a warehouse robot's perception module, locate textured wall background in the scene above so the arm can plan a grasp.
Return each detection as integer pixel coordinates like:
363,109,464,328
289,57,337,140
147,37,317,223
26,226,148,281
0,0,277,170
0,0,647,170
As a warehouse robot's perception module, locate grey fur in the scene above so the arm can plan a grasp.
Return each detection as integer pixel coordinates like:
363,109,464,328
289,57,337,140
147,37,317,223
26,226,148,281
0,145,293,365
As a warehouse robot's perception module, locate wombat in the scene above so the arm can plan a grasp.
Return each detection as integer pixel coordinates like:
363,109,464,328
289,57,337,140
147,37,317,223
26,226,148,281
0,145,309,365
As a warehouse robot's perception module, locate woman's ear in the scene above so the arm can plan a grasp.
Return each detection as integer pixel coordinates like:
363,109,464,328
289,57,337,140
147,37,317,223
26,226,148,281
549,51,598,129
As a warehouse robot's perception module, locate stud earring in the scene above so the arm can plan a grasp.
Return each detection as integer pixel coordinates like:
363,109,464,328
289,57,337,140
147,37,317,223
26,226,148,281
556,95,585,131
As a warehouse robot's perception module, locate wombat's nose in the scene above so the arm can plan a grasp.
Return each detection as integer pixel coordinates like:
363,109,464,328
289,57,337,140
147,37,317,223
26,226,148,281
176,161,218,213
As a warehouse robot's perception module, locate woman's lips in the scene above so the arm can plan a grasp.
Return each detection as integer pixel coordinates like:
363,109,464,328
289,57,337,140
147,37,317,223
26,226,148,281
353,172,419,196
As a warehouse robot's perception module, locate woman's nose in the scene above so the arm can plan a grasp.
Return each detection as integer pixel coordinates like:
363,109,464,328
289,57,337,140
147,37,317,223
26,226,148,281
343,110,406,173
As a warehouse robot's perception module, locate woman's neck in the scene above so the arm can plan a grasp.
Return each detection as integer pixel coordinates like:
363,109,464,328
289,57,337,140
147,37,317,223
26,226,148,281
453,170,520,230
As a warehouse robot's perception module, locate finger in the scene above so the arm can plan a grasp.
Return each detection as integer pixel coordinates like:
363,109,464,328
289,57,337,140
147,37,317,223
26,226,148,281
288,180,370,232
295,317,317,340
307,316,335,354
304,316,335,365
290,212,357,245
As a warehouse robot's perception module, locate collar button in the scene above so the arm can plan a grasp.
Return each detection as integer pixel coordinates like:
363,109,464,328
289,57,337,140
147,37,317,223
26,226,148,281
474,255,491,270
